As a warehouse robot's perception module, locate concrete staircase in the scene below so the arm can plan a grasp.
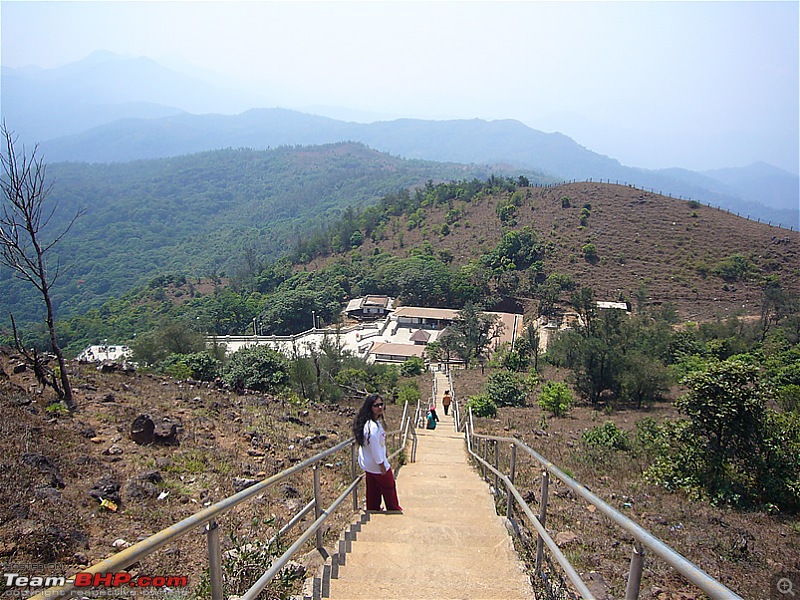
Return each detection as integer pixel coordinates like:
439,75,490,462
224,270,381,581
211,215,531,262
327,372,534,599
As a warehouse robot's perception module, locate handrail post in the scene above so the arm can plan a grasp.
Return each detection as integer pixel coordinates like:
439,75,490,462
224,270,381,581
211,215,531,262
313,465,324,554
399,401,409,447
535,470,550,574
506,444,517,520
481,438,488,480
410,413,418,463
351,444,359,512
207,519,223,600
625,542,646,600
493,440,500,496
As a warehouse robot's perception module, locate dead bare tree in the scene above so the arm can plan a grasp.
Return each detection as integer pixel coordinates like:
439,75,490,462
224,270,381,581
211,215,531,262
0,123,84,410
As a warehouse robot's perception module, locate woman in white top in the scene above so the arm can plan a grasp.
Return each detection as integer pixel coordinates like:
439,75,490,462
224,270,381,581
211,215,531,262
352,394,402,512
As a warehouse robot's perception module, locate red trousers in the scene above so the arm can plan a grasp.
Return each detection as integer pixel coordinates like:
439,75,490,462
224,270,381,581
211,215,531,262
364,468,402,511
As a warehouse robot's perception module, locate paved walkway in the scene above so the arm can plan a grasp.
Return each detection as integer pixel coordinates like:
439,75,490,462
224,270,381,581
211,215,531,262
328,372,534,599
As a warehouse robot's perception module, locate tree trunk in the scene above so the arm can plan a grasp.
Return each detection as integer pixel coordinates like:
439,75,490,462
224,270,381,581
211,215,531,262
44,282,74,409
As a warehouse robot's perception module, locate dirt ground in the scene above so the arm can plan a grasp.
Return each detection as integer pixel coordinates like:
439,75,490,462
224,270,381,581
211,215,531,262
0,349,384,599
453,366,800,600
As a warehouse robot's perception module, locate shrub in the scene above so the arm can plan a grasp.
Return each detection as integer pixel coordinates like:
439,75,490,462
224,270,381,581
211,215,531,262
645,357,800,511
582,243,598,262
496,201,518,224
349,230,364,248
714,254,755,282
195,528,304,599
400,356,425,376
334,368,370,391
467,393,497,418
485,371,526,407
537,381,574,417
161,352,221,381
163,361,192,380
396,380,421,405
582,421,630,451
500,349,527,372
224,345,290,393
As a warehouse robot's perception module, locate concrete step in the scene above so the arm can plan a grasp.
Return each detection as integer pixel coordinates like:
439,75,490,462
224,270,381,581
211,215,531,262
340,539,521,568
328,578,532,600
326,381,535,600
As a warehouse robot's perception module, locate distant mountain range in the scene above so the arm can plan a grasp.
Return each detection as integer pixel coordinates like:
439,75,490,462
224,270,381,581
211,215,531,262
1,51,797,228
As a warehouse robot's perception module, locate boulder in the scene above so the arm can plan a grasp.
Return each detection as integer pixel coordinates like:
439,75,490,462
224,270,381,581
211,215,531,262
154,418,180,445
233,477,260,493
130,414,155,445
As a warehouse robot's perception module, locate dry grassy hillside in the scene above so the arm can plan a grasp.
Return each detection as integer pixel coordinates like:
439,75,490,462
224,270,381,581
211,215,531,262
0,349,378,598
354,181,799,321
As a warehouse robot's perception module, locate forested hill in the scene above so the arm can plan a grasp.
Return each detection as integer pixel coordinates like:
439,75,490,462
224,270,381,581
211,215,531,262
1,142,547,328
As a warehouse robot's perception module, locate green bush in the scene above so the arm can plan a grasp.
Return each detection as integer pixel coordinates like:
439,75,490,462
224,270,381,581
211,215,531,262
224,345,290,393
537,381,574,417
485,371,526,407
582,421,630,451
163,361,193,380
161,352,220,381
196,528,303,599
644,357,800,512
349,230,364,248
582,243,598,262
467,393,497,418
496,201,518,224
714,254,755,282
396,380,421,406
400,356,425,376
500,349,527,372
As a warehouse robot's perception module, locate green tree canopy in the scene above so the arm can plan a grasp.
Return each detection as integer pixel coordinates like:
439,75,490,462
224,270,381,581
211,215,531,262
224,345,290,394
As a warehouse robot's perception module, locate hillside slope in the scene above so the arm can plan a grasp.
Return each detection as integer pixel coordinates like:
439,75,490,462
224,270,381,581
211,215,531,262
339,181,799,322
0,347,364,598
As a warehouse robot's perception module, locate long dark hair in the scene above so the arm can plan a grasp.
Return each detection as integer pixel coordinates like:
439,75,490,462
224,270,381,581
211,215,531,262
353,393,383,446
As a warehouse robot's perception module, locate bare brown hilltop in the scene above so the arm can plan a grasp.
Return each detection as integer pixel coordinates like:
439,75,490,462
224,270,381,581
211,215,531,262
344,181,799,321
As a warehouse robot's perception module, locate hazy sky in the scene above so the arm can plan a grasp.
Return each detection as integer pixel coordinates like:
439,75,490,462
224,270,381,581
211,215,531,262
2,1,798,173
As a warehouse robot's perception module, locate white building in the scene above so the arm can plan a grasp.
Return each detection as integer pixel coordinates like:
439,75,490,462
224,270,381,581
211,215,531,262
77,344,132,362
207,303,524,365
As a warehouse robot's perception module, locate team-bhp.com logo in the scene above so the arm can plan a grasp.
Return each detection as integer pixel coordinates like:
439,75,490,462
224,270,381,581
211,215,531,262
3,572,188,589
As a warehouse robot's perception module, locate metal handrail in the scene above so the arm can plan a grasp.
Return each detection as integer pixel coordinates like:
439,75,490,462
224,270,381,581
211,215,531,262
465,409,743,600
30,402,416,600
465,411,595,598
241,474,363,600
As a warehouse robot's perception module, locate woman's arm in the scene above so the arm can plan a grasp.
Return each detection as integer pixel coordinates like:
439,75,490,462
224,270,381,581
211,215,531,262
367,421,389,472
